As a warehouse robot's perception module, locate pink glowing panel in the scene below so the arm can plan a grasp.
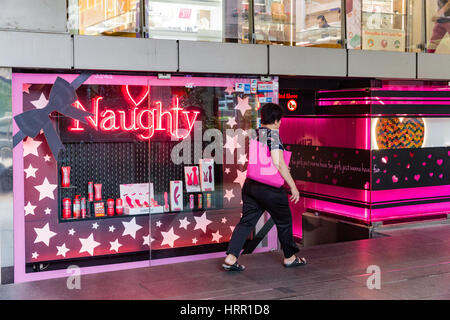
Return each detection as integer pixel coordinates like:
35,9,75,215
280,117,370,150
304,198,370,222
371,185,450,203
296,181,370,203
318,99,450,106
370,202,450,222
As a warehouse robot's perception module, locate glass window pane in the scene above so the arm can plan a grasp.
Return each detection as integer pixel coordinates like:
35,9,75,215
145,0,249,43
425,0,450,53
68,0,141,36
254,0,343,47
296,0,343,47
359,0,423,52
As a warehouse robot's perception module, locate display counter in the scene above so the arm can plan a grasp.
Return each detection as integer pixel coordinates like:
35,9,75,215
279,80,450,237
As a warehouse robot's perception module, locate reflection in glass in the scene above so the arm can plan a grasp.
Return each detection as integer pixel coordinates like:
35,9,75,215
68,0,141,36
254,0,343,47
360,0,423,52
145,0,250,43
426,0,450,53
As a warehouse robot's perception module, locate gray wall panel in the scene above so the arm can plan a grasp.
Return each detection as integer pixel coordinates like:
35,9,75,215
179,41,268,74
0,31,72,69
269,46,346,77
348,50,416,79
417,53,450,80
0,0,67,33
73,36,178,72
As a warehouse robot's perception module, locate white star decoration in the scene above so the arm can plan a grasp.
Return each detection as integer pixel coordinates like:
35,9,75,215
30,92,48,109
224,135,241,155
225,87,234,95
143,234,154,246
109,225,115,233
235,97,252,116
221,217,227,224
194,212,212,233
79,233,100,256
68,228,76,236
24,201,36,216
160,227,180,248
34,178,57,201
122,217,142,239
23,137,42,157
156,221,162,228
233,169,247,188
92,222,99,230
237,154,248,165
43,154,51,162
230,226,235,233
34,223,56,246
44,208,51,215
192,238,198,244
24,164,38,179
179,217,191,230
224,189,235,202
211,230,223,243
56,243,70,258
32,252,39,259
109,239,123,253
225,168,231,174
226,117,237,128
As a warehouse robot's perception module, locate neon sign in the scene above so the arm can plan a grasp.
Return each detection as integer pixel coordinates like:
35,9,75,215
69,86,200,140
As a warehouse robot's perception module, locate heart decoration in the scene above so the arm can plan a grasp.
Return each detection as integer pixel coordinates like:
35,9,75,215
437,159,443,166
392,175,398,183
123,85,149,107
439,174,444,179
376,117,424,149
429,173,434,177
414,174,421,182
381,156,388,164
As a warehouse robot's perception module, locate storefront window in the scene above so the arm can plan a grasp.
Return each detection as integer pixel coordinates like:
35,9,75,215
68,0,141,36
355,0,424,52
144,0,250,42
12,73,280,281
425,0,450,53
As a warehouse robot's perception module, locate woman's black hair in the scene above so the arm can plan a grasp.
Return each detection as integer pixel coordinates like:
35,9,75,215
260,103,284,125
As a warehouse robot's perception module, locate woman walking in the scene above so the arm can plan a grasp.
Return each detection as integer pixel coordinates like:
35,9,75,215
223,103,307,271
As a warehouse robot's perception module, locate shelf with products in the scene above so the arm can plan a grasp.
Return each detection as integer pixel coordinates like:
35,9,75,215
56,139,227,223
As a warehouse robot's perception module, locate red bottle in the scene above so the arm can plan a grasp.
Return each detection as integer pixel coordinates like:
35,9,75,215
62,198,71,219
94,184,102,201
61,166,71,187
107,198,115,216
73,195,81,219
81,197,87,218
116,198,123,215
88,182,94,202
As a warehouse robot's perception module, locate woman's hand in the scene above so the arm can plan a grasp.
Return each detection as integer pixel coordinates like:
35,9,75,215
290,187,300,204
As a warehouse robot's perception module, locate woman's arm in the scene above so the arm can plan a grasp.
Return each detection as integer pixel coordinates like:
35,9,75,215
271,149,300,204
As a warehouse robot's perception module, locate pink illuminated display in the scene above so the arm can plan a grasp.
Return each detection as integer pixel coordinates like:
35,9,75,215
69,93,200,140
281,84,450,228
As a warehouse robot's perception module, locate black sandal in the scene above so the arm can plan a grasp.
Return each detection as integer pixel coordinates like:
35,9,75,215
222,261,246,272
284,257,307,268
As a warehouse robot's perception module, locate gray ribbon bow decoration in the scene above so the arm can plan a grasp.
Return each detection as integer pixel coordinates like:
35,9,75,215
13,73,93,158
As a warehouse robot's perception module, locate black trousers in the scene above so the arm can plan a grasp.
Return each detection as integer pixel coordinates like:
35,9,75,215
226,178,300,259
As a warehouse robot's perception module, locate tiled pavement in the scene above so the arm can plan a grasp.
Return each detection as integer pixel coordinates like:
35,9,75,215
1,223,449,300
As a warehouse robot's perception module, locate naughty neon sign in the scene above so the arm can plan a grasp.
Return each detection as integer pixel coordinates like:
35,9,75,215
69,86,200,140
